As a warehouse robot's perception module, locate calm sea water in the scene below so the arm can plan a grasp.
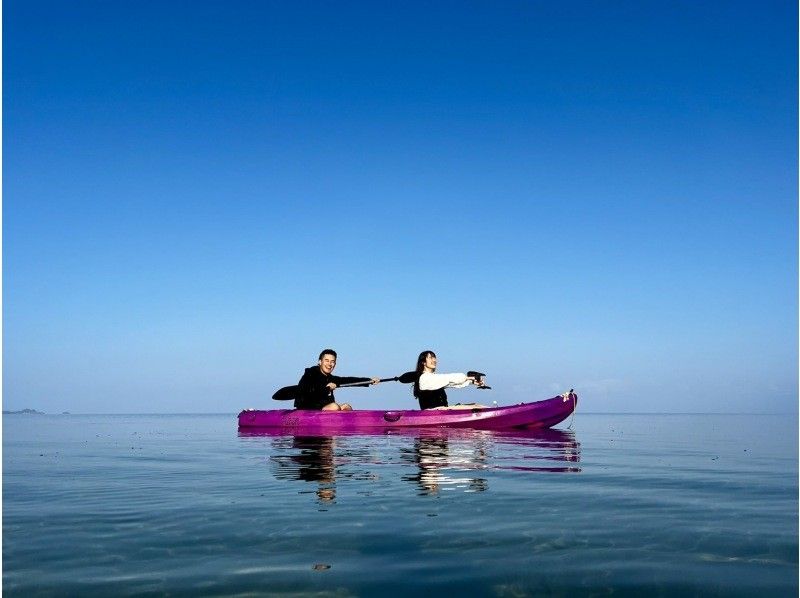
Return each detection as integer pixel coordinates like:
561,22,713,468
3,413,797,596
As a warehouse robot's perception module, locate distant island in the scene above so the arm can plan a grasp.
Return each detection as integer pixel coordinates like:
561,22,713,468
3,409,45,415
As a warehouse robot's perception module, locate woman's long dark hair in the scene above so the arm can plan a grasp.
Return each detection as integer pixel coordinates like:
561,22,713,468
412,350,436,398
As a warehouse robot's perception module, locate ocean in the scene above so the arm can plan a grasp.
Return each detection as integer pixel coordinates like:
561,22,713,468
3,412,797,596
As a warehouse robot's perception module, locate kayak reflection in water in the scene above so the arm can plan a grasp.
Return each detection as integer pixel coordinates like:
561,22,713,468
295,349,380,411
412,350,485,410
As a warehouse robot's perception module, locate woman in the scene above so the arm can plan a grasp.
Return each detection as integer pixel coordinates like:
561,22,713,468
412,350,483,410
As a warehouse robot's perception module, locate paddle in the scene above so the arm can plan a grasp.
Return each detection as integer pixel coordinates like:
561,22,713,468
467,371,492,390
272,371,419,401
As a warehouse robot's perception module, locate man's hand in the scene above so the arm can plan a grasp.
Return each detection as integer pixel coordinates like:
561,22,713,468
326,382,337,391
369,378,380,385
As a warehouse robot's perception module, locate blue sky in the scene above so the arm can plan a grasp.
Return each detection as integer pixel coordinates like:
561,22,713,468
4,1,797,413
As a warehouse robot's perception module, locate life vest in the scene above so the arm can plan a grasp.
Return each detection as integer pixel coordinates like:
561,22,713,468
414,387,448,410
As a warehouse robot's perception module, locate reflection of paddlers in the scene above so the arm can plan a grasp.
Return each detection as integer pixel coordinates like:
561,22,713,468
270,435,338,503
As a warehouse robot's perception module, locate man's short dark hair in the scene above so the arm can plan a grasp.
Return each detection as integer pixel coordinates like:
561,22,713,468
319,349,337,360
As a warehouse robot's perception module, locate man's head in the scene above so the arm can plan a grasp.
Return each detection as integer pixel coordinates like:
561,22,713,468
318,349,337,375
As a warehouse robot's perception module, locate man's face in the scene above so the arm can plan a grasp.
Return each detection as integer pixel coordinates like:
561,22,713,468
319,354,337,375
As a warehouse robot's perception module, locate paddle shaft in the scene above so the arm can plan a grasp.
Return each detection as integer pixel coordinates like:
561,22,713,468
271,371,488,400
272,375,407,401
337,376,398,388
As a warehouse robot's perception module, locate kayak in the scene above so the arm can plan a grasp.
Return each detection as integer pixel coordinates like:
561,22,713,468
238,391,577,431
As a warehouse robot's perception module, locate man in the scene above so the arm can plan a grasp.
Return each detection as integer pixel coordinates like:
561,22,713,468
295,349,379,411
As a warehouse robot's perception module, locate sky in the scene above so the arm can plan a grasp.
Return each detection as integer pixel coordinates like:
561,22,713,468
3,0,797,414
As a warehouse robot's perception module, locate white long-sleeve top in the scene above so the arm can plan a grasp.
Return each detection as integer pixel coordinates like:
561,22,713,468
418,372,471,391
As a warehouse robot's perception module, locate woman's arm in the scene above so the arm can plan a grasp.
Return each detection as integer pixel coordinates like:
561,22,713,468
418,372,472,391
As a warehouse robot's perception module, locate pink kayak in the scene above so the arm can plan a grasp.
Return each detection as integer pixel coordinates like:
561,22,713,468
238,392,577,431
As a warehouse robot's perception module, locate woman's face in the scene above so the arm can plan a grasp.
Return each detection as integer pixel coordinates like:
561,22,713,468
424,353,437,372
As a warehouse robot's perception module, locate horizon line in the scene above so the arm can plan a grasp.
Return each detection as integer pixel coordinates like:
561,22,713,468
3,411,798,417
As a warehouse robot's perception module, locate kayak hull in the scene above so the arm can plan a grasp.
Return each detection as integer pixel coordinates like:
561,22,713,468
238,392,577,431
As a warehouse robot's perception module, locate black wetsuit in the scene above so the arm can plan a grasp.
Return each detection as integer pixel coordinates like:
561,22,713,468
294,366,371,410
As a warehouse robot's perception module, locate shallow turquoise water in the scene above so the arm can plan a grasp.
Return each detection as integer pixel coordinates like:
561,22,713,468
3,413,797,596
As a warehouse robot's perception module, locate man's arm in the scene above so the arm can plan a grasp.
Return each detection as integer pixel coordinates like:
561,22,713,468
331,375,372,387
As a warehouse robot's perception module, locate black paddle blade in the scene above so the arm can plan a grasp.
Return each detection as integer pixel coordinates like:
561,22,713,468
397,371,419,384
272,385,298,401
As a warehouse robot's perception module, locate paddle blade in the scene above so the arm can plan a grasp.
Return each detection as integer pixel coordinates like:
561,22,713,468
272,385,298,401
397,371,419,384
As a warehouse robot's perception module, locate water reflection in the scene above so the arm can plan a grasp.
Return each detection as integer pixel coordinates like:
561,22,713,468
241,427,580,504
400,433,490,495
270,436,337,503
488,428,582,473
